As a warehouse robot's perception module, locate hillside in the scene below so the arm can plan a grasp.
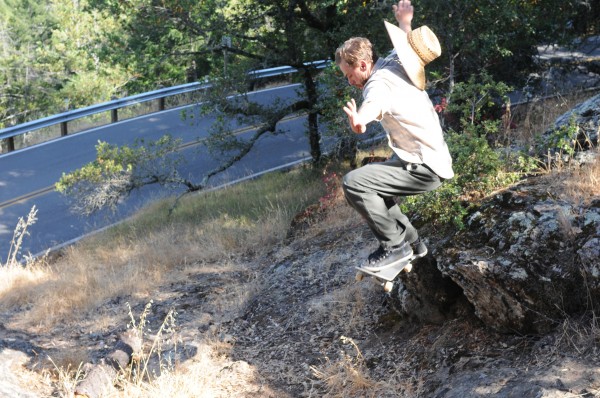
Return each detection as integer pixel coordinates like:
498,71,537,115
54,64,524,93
1,154,599,397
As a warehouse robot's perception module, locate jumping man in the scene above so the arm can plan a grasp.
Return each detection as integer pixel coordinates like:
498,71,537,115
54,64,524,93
335,0,454,272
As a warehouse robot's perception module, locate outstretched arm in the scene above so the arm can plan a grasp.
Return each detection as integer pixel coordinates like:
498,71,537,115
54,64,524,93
393,0,413,33
343,98,381,134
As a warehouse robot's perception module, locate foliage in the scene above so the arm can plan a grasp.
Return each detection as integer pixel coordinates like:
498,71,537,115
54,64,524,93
539,115,580,158
0,0,131,131
445,71,512,132
316,63,362,163
10,0,598,218
401,74,536,229
0,0,58,128
190,0,395,165
412,0,595,86
92,0,222,93
56,136,193,215
2,0,598,132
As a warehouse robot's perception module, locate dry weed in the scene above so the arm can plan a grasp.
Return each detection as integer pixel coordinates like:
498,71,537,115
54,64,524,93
47,359,86,398
510,91,597,147
535,147,599,205
561,150,600,202
117,344,273,398
308,284,370,332
4,205,38,266
310,336,376,398
554,315,600,357
310,335,422,398
557,208,580,243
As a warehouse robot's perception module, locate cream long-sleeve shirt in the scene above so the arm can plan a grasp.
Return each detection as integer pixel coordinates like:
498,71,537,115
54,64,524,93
361,53,454,179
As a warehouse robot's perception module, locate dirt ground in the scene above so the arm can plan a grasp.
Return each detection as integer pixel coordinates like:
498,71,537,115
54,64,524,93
2,203,600,397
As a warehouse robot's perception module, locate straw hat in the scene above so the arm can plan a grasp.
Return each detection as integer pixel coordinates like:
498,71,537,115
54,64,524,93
384,21,441,90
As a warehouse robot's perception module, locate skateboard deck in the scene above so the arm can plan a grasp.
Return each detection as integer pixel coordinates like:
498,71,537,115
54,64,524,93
355,259,413,292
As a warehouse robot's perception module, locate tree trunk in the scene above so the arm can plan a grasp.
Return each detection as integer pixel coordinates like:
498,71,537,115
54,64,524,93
74,330,142,398
303,70,322,163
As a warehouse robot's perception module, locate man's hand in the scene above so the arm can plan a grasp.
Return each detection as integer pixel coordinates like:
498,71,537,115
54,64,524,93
343,98,367,134
393,0,413,33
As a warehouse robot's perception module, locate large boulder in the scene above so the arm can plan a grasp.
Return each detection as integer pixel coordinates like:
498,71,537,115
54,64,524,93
438,185,599,334
393,182,600,334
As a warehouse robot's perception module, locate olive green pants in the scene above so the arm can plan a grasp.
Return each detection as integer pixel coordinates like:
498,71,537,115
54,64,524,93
342,158,443,249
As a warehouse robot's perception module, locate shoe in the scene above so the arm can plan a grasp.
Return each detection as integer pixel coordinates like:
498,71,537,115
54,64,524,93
411,239,428,259
362,241,413,272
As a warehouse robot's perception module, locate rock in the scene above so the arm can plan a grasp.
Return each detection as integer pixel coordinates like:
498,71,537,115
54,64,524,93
0,349,43,398
391,253,473,325
393,182,600,334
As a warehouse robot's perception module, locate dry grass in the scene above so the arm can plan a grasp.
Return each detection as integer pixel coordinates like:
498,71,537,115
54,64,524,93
559,150,600,203
50,337,276,398
507,90,600,147
0,261,53,307
0,166,336,396
1,167,327,327
534,147,600,208
1,234,193,329
308,283,370,332
116,342,275,398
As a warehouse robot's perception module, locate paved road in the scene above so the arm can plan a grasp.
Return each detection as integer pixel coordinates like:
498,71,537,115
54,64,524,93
0,84,320,261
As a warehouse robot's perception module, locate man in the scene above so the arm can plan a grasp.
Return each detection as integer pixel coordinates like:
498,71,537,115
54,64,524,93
335,0,454,272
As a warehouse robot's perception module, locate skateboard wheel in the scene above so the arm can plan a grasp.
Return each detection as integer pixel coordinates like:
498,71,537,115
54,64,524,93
404,263,413,273
383,281,394,292
355,272,364,281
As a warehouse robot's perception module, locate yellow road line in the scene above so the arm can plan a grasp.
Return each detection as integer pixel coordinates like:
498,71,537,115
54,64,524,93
0,186,55,209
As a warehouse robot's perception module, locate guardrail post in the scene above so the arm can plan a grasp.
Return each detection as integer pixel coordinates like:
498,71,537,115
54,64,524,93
60,121,68,136
6,137,15,152
111,109,118,123
158,97,166,111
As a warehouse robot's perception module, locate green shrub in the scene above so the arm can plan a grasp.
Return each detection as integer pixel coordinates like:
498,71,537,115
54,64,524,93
537,115,580,158
401,72,537,230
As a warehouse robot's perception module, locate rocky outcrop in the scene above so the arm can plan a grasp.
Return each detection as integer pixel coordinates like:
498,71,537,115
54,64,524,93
394,183,600,334
440,187,598,334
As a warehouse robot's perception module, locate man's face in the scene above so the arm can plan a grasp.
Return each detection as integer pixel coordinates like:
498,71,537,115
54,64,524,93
338,60,371,89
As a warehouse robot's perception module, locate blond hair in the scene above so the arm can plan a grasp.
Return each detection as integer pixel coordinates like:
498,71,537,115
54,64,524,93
335,37,378,66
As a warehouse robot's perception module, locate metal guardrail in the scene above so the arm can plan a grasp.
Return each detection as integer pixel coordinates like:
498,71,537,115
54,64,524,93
0,60,330,153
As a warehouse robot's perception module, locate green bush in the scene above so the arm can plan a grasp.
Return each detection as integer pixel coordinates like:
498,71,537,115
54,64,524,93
400,72,537,230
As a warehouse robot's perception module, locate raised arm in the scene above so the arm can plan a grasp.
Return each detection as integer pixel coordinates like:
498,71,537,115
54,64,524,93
392,0,413,33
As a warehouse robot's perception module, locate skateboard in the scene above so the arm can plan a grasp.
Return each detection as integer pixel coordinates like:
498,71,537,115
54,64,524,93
355,259,413,293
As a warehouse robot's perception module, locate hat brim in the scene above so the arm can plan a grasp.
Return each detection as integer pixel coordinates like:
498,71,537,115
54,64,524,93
384,21,426,90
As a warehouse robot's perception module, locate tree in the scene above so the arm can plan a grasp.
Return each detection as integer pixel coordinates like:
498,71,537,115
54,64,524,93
195,0,406,169
0,0,132,135
89,0,225,93
411,0,595,89
0,0,57,130
56,137,196,215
